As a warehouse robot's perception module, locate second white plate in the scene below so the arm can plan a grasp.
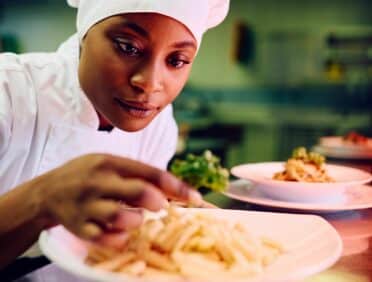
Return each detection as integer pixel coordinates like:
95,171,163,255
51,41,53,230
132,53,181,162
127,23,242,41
224,180,372,213
231,162,372,203
314,136,372,159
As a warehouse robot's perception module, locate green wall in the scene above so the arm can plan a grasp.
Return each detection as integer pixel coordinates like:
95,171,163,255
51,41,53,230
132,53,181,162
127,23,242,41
189,0,372,88
0,2,75,52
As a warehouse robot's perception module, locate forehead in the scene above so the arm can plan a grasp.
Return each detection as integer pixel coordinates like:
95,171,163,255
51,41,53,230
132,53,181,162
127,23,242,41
98,13,196,44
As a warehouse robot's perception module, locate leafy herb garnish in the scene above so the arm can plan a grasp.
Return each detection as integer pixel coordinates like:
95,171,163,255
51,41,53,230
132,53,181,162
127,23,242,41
170,150,229,192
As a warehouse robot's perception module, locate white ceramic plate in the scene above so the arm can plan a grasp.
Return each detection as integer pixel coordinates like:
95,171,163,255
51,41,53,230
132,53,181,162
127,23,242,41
39,209,342,282
224,179,372,213
231,162,372,203
314,136,372,159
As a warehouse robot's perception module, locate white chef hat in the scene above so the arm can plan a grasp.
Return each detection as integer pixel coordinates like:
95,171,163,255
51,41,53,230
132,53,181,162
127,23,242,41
67,0,230,48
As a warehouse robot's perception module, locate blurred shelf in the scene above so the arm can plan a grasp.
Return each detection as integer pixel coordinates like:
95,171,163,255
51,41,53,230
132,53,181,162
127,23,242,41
206,102,371,129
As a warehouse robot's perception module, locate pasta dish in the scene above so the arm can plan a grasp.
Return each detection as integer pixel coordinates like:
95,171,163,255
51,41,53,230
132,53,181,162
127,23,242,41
273,147,334,183
86,207,283,280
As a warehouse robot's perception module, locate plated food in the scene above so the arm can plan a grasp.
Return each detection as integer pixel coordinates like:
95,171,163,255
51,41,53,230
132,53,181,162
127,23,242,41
343,131,371,146
273,147,333,183
231,148,372,203
314,132,372,159
86,207,282,280
39,208,343,282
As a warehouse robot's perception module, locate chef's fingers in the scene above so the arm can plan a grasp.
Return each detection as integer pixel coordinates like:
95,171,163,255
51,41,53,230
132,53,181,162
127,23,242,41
93,173,144,200
93,173,168,211
79,222,103,240
83,199,120,224
109,208,143,231
124,183,168,211
102,154,203,206
96,232,131,249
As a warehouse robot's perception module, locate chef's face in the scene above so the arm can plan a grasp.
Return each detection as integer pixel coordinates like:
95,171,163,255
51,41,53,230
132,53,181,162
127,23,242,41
79,13,197,132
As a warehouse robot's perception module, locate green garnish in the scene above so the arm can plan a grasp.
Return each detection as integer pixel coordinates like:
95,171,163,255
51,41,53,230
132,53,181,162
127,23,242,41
170,150,229,192
292,147,325,166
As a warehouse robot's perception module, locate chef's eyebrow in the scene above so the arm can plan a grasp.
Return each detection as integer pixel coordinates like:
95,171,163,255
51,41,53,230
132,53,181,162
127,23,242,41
171,40,197,50
117,21,149,38
115,19,197,50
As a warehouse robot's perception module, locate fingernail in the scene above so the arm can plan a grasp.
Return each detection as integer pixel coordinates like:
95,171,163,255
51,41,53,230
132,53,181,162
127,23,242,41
97,232,130,250
113,209,143,231
188,190,203,206
161,198,170,209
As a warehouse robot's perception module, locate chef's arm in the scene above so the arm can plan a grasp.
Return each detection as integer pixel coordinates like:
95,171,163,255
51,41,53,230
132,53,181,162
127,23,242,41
0,178,51,270
0,154,203,270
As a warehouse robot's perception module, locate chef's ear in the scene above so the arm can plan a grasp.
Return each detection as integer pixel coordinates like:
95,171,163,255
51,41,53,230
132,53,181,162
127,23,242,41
78,35,87,59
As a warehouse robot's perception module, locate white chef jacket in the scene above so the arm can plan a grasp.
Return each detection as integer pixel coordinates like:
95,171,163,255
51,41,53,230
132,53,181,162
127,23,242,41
0,34,178,281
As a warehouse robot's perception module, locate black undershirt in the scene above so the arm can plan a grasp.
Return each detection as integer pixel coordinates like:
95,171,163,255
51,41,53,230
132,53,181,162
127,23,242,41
98,124,114,132
0,256,50,281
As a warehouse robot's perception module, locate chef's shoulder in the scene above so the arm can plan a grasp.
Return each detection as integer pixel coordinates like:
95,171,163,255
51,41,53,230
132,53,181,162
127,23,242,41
0,52,43,108
0,51,73,124
0,51,71,88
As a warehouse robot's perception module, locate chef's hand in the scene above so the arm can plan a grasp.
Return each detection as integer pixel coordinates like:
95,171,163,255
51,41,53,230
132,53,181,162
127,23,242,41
36,154,203,246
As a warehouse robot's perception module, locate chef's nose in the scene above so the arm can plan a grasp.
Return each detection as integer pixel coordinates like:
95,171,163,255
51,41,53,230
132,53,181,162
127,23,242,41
130,60,163,94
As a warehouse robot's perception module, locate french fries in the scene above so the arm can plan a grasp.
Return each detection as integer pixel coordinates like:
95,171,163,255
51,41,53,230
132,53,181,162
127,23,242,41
86,207,283,280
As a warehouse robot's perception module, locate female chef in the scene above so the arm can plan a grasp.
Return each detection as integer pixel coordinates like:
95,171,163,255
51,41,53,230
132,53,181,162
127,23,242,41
0,0,229,279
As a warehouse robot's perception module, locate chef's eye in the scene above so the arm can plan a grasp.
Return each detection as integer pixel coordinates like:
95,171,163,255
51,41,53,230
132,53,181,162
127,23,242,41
167,57,190,69
115,40,142,57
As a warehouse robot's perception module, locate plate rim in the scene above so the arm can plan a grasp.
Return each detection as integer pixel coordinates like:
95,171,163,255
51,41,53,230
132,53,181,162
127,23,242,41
230,162,372,187
39,209,343,282
223,179,372,212
313,144,372,160
319,136,372,148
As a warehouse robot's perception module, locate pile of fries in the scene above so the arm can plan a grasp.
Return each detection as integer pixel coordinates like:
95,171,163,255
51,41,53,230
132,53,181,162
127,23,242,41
86,207,283,280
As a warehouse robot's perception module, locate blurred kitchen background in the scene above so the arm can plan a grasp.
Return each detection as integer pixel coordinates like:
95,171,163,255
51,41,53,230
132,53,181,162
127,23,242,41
1,0,371,168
